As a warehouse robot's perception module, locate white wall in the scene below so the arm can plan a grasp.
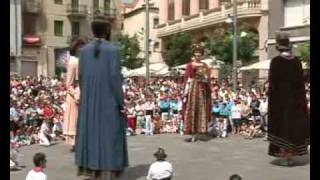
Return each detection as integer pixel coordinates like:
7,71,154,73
10,0,22,56
122,0,162,63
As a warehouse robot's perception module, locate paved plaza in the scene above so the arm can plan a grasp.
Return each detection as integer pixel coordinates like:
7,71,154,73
10,134,309,180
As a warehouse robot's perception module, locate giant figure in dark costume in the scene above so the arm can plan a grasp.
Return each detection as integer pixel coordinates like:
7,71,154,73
75,19,128,179
267,32,309,166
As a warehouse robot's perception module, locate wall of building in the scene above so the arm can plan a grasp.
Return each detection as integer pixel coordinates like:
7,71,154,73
268,0,310,58
268,0,284,40
10,0,22,56
122,0,162,64
20,0,122,77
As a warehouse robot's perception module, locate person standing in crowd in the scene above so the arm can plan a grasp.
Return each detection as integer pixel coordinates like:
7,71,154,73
225,97,234,134
159,96,170,122
135,100,145,134
259,96,268,140
63,37,86,152
231,100,242,135
25,153,47,180
75,19,128,179
147,148,173,180
144,97,155,136
249,94,260,122
268,32,309,166
183,44,211,142
126,102,137,135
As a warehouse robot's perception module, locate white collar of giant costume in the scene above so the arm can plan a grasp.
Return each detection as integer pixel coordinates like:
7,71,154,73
280,51,294,60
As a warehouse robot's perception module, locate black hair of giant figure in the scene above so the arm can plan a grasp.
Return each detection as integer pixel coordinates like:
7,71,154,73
69,37,87,56
91,18,112,59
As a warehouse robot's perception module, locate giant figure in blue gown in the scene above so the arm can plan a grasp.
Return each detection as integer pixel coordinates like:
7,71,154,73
75,19,128,178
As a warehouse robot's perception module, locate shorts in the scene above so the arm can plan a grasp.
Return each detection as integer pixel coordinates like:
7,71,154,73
232,118,241,127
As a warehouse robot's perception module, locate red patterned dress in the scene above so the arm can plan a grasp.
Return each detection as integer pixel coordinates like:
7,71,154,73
183,62,211,135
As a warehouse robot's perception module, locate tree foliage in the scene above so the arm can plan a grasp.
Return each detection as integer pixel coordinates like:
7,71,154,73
118,33,143,69
205,27,258,64
164,33,193,67
298,42,310,67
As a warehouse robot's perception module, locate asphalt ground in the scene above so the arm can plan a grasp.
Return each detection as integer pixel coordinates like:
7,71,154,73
10,134,310,180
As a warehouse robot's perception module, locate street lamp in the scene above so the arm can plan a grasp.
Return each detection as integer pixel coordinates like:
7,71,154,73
143,0,151,84
225,0,238,92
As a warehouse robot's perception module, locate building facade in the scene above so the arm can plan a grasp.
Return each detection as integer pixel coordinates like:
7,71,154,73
156,0,269,80
267,0,310,58
19,0,122,77
10,0,22,74
122,0,162,64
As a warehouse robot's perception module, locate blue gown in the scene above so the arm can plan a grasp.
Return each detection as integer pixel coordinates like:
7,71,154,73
75,39,128,171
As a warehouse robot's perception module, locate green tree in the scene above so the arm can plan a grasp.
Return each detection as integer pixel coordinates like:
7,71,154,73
298,42,310,67
118,33,143,69
205,28,258,64
164,33,193,67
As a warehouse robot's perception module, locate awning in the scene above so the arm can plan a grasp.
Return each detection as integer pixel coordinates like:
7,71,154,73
23,35,41,45
239,59,309,71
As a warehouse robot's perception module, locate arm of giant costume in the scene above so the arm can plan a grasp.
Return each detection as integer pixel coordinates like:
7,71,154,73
110,48,125,109
78,50,83,92
183,63,192,96
267,59,277,97
296,59,308,115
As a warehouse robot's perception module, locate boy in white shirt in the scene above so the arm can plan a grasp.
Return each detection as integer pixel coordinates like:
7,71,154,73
25,153,47,180
231,100,242,134
147,148,173,180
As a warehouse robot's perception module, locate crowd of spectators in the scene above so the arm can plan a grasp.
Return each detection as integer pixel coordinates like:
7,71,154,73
10,75,310,168
10,75,66,168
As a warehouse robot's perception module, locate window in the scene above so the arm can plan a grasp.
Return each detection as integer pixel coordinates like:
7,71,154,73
93,0,99,9
153,18,159,28
168,0,175,21
199,0,209,10
104,0,111,10
54,20,64,36
182,0,190,16
54,0,63,5
284,0,310,27
71,21,80,36
71,0,78,7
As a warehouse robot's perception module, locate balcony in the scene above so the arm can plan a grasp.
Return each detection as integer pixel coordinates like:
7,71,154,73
23,0,42,14
279,25,310,39
92,8,117,20
157,1,264,38
67,4,88,18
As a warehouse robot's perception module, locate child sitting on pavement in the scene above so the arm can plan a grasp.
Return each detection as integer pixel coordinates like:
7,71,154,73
147,148,173,180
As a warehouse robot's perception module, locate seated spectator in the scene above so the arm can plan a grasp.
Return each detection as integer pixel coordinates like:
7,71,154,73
147,148,173,180
25,152,47,180
39,119,52,146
